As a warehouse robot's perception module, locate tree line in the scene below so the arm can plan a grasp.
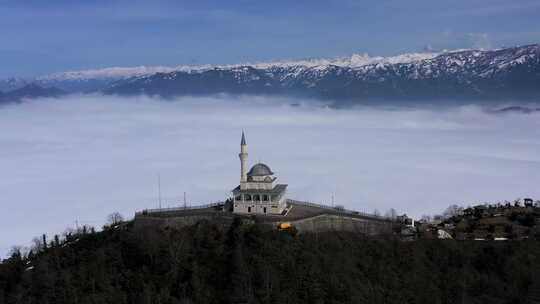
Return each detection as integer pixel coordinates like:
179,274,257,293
1,217,539,304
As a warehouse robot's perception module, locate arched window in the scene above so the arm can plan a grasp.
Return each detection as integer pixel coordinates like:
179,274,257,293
262,195,269,201
235,195,242,201
245,194,252,201
253,195,260,201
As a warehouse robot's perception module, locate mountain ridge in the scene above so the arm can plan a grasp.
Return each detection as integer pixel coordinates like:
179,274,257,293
1,44,539,105
0,84,66,104
103,44,540,105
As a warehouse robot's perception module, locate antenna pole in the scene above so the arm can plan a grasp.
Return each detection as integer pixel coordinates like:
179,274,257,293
158,174,162,209
331,193,335,207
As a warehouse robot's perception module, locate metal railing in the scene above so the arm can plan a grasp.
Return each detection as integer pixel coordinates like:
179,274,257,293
135,202,222,216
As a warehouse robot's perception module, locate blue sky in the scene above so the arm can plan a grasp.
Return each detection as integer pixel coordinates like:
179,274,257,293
1,0,539,77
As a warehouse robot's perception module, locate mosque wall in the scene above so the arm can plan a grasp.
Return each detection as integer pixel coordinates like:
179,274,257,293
134,212,393,235
291,214,393,234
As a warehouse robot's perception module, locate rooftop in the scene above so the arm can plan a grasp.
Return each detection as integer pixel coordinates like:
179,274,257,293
247,163,274,176
232,184,287,194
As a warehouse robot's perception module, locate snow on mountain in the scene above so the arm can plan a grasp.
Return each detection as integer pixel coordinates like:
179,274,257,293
102,44,540,103
36,66,178,81
5,44,539,104
205,52,441,70
34,52,441,82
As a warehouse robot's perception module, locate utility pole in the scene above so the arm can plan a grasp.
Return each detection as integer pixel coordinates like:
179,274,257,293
331,192,335,207
183,192,187,209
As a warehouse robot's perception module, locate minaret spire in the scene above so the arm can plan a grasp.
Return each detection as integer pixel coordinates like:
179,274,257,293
241,130,246,145
239,131,248,184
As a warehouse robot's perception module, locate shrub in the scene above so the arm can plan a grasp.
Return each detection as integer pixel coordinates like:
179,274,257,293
517,213,535,227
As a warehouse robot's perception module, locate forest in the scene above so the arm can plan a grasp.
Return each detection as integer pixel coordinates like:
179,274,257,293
1,218,539,304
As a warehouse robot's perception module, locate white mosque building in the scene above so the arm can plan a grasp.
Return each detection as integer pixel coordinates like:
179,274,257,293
232,132,288,215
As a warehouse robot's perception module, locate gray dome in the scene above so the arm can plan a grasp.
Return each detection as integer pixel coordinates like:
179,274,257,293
248,163,274,176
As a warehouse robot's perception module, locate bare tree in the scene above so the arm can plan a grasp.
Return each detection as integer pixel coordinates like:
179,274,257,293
443,204,464,218
8,246,23,259
62,227,76,242
107,212,124,226
31,237,43,253
10,246,30,259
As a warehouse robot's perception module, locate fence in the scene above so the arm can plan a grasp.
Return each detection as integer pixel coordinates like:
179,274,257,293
135,202,222,216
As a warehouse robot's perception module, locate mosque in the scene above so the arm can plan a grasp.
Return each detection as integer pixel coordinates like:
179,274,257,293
232,132,288,215
134,132,396,235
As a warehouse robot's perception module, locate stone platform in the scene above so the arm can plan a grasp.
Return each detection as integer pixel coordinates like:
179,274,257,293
134,199,396,235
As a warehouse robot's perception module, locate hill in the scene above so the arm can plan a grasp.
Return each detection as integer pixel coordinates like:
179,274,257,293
426,200,540,241
1,219,540,304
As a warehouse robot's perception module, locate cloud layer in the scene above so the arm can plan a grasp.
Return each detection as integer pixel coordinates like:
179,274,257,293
1,95,540,256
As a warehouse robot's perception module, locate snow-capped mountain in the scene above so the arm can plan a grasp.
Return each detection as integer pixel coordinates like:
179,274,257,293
28,52,438,92
36,66,178,81
0,51,437,94
103,44,540,104
3,44,540,104
33,66,180,92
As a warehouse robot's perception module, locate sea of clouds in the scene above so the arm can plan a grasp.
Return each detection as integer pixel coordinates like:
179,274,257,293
1,95,540,256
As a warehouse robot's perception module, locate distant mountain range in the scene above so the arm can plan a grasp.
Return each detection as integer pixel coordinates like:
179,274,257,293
0,84,66,105
490,106,540,114
2,44,540,106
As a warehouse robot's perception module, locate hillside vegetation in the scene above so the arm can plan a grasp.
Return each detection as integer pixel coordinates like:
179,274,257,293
426,201,540,241
1,219,540,304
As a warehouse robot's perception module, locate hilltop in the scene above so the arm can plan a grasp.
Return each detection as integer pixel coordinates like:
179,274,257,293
2,218,540,304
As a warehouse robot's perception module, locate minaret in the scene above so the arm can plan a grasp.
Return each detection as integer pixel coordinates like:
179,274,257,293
239,131,248,184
